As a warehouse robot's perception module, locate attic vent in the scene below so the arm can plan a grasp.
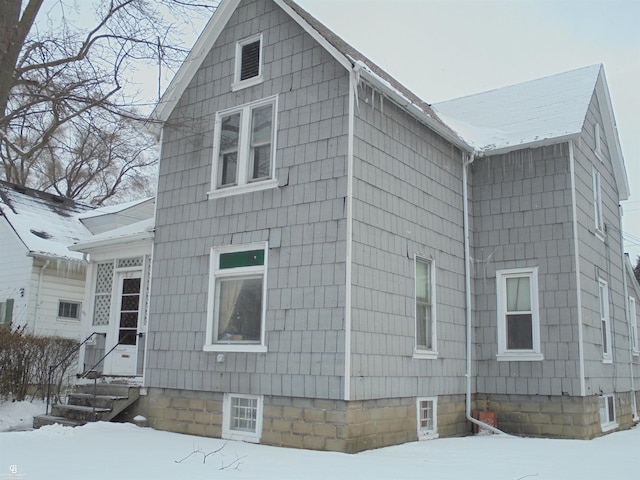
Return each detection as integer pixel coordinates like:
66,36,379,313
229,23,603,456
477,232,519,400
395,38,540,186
30,229,52,239
240,40,260,81
51,195,64,204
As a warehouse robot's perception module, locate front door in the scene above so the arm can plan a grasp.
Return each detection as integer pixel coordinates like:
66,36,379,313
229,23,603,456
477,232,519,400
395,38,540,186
107,271,142,375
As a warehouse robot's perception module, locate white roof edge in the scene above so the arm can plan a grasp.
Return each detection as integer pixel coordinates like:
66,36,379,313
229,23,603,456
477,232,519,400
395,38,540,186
27,251,86,264
473,133,581,158
355,64,472,153
595,66,630,202
79,196,154,220
69,229,154,253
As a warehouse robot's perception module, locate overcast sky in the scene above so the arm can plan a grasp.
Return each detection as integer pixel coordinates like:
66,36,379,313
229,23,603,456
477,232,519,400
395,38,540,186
292,0,640,260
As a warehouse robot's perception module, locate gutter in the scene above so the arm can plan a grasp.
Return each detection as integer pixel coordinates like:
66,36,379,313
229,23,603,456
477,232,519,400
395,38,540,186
462,153,505,435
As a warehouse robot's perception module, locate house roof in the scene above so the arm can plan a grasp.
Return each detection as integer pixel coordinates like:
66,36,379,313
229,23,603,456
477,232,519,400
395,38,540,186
433,64,629,200
433,65,601,154
0,181,94,262
69,217,155,253
147,0,466,150
79,197,155,235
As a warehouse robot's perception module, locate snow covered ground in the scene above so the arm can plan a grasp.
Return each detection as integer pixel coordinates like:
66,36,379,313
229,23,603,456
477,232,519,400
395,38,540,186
0,401,638,480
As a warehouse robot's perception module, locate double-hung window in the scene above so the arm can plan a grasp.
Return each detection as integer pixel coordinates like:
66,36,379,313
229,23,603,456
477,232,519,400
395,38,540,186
415,256,436,358
206,243,267,352
599,278,612,362
496,268,542,361
210,97,278,198
232,34,263,91
593,167,604,236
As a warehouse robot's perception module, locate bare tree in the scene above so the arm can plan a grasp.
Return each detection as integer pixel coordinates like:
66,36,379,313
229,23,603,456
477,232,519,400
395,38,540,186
0,0,218,204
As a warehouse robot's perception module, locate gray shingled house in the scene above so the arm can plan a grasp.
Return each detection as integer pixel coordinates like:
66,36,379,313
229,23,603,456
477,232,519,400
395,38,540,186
133,0,638,452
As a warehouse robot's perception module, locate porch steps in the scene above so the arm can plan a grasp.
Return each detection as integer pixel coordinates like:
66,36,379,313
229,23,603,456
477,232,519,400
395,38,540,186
33,381,140,429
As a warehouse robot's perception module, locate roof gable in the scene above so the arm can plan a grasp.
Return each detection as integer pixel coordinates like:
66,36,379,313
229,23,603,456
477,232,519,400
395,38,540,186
148,0,462,148
433,64,629,200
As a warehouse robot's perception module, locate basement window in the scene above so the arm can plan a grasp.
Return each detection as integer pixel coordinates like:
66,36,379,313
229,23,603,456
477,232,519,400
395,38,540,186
417,397,438,439
599,394,617,432
232,34,263,91
222,393,263,443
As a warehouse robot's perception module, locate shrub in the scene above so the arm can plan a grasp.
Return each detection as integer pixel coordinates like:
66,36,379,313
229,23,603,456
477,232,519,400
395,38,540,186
0,324,80,402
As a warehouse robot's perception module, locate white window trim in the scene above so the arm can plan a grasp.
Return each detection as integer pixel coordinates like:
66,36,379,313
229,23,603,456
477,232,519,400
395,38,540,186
496,267,543,361
222,393,263,443
209,96,278,200
594,123,603,161
599,394,618,432
205,242,268,353
416,397,438,440
414,255,437,359
630,296,639,355
231,33,264,91
599,278,613,363
592,167,605,239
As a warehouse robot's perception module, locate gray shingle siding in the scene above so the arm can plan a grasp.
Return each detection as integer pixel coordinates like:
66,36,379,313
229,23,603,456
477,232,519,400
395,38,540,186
471,143,581,397
148,0,349,399
349,85,467,400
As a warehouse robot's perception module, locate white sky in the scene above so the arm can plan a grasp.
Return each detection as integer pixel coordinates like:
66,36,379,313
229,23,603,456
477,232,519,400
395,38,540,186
145,0,640,259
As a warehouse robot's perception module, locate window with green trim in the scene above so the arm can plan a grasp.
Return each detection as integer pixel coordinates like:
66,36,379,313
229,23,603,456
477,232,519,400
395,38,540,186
1,299,14,326
207,244,267,350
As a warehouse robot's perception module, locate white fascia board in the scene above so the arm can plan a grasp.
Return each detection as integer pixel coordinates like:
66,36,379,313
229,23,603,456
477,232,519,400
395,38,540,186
147,0,242,137
354,65,472,153
474,133,580,158
69,231,154,253
595,67,630,201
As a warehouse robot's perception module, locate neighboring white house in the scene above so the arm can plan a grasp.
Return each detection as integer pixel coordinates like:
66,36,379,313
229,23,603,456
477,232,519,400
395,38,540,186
0,181,94,339
1,180,155,350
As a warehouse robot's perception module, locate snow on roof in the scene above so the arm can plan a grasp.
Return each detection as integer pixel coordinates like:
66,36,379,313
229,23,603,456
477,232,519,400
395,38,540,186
0,181,94,262
433,64,601,154
69,217,154,252
79,197,153,220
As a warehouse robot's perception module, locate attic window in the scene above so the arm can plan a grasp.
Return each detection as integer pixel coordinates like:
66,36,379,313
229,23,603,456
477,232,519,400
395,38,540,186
594,123,602,159
232,34,263,91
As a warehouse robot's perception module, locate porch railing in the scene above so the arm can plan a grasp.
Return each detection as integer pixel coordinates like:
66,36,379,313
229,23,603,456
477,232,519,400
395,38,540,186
45,331,106,415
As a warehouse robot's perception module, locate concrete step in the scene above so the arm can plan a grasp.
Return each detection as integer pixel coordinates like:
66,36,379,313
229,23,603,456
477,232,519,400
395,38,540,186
51,404,111,422
73,383,134,397
32,415,84,429
67,393,127,409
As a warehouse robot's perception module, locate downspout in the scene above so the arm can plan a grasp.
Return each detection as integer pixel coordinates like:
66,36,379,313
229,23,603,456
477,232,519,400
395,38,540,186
463,153,504,435
569,141,587,396
142,128,163,389
33,259,51,333
620,215,638,419
344,67,356,401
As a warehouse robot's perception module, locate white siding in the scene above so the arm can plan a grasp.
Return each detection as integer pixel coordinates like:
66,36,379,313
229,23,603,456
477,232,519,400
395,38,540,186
0,220,32,327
